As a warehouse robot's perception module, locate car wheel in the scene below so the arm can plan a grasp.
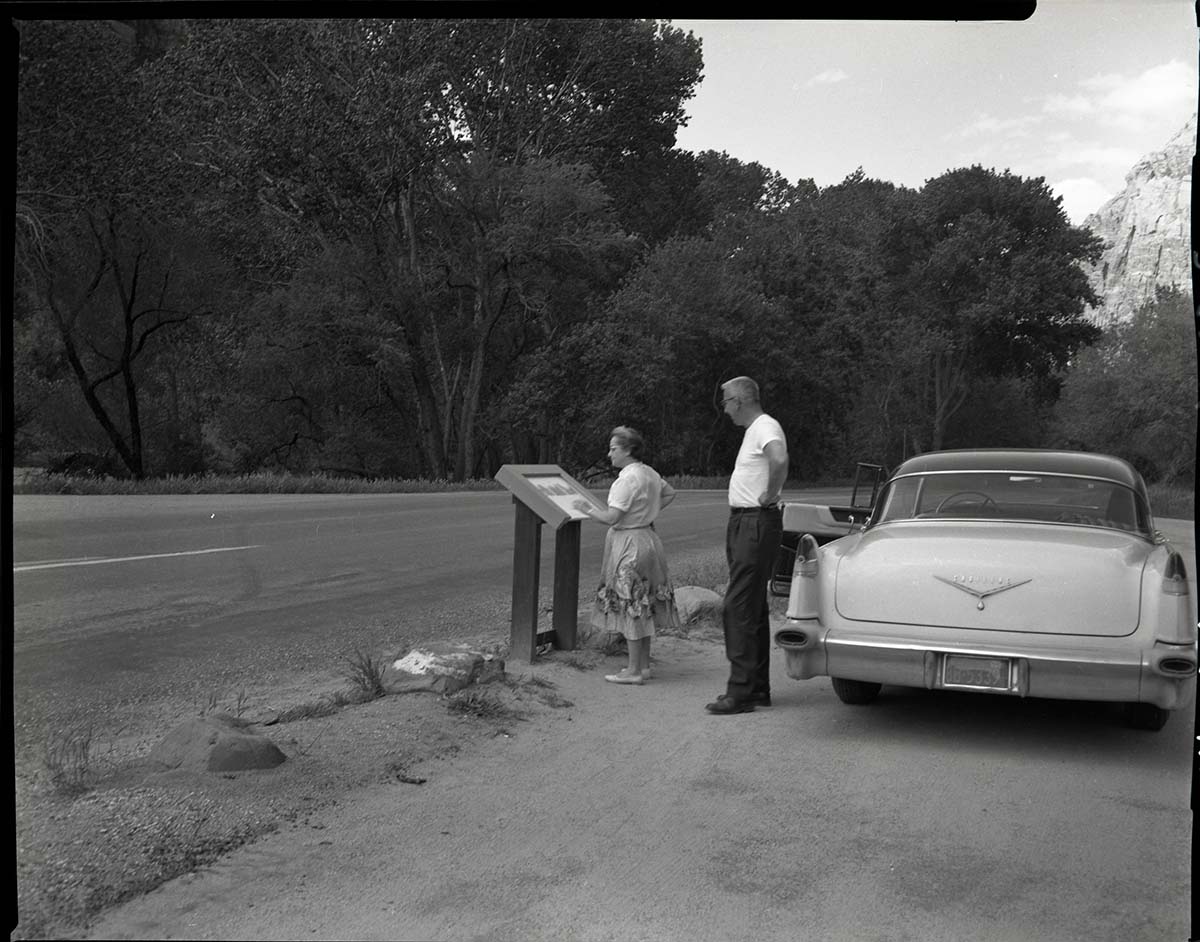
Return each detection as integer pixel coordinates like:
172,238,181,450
1127,703,1169,731
831,677,881,705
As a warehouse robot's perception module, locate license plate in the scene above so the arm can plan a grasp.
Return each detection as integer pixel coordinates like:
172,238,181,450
942,655,1011,691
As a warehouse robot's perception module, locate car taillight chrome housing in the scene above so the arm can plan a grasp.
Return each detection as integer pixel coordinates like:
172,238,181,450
785,534,821,621
1163,552,1189,596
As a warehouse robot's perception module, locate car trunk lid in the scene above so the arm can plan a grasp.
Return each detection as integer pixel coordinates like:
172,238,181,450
833,522,1147,636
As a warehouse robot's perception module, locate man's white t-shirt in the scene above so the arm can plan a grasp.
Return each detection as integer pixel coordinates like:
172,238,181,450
729,414,787,508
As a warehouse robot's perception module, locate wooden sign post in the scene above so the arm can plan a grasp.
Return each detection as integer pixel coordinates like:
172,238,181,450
495,465,603,663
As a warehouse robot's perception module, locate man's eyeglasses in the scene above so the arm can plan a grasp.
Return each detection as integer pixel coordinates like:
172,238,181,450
713,383,739,412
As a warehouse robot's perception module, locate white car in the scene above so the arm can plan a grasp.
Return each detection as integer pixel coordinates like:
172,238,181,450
775,449,1196,730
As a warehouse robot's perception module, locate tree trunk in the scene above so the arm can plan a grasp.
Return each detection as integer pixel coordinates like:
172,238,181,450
929,350,969,453
455,331,488,481
407,345,447,479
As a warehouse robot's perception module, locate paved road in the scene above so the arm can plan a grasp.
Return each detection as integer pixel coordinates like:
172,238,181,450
12,489,847,742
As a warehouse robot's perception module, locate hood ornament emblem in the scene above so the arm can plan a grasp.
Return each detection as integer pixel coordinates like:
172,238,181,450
933,575,1032,610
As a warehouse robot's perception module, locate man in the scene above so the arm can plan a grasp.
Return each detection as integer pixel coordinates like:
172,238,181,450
707,376,789,715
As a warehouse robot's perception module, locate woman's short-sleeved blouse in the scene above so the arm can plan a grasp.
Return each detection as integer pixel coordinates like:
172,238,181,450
606,462,674,529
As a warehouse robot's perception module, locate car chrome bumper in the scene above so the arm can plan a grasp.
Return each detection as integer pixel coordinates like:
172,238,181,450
775,621,1197,711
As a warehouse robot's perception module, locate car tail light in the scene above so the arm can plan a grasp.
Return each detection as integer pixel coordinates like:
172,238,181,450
786,534,820,620
1163,553,1189,596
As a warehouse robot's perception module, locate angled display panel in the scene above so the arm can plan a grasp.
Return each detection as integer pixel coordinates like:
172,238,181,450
494,464,604,529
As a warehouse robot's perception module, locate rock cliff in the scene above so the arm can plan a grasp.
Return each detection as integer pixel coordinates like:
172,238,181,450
1081,113,1194,326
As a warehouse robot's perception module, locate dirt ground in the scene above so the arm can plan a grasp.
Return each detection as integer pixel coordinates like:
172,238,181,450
11,616,725,941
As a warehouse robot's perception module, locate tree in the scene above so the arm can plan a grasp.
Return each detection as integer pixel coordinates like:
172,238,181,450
15,209,233,477
15,20,232,476
1054,286,1196,482
145,18,702,479
885,166,1103,452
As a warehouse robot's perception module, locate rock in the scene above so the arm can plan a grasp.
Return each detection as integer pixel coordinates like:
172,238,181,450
148,715,287,773
673,586,724,625
1083,113,1193,326
384,642,505,695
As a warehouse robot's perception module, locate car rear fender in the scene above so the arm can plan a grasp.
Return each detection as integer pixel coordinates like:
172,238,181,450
777,535,856,680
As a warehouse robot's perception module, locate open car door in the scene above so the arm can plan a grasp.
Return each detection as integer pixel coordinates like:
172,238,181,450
769,462,887,596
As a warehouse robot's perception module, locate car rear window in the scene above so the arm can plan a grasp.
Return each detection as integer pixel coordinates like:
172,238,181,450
872,472,1152,537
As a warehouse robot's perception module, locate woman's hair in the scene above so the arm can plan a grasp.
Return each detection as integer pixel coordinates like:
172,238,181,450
610,425,644,460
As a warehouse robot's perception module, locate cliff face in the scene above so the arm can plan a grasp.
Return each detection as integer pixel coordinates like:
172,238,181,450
1081,113,1194,326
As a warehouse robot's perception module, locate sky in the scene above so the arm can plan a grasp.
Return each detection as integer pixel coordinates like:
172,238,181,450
672,3,1197,224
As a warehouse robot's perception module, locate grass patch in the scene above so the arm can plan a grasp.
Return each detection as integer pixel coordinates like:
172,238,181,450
553,649,601,671
1148,482,1194,520
272,691,360,729
14,471,507,496
444,688,524,721
197,689,251,719
670,549,729,594
42,724,96,795
341,649,387,701
14,471,823,496
519,674,556,689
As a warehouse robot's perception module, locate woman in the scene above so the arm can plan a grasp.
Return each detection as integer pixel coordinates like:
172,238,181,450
573,426,681,685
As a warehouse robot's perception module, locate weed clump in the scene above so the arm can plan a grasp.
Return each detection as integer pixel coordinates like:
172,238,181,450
444,688,523,721
42,724,95,795
342,649,387,701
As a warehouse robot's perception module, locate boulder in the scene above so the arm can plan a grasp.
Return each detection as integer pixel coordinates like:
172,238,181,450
673,586,724,625
384,642,505,695
149,714,287,773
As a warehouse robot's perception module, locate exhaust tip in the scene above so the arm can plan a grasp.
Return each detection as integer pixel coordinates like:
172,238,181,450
1158,657,1196,676
776,628,810,649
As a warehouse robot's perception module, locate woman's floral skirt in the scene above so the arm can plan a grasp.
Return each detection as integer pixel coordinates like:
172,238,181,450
590,526,681,641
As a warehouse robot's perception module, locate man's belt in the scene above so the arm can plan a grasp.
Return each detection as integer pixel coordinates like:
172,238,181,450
729,504,782,515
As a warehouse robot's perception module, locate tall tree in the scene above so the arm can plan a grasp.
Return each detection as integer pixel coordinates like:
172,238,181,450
886,166,1103,452
146,18,702,479
15,19,230,476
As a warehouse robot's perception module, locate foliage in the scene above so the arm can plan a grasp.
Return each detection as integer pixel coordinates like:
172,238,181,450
881,166,1103,453
137,17,700,481
14,19,1187,489
15,20,240,477
1053,286,1196,483
1147,482,1194,520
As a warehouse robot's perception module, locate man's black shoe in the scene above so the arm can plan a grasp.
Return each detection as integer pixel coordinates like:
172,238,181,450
705,695,755,714
713,692,771,707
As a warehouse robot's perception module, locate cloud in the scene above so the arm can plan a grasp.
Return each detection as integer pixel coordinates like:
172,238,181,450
1064,60,1197,130
1053,145,1142,172
1048,177,1115,225
1042,94,1095,118
951,113,1043,138
804,68,848,88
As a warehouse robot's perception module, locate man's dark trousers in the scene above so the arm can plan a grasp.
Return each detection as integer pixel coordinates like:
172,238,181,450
723,506,783,702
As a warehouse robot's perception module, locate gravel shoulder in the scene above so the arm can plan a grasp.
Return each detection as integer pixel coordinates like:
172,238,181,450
12,617,729,941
